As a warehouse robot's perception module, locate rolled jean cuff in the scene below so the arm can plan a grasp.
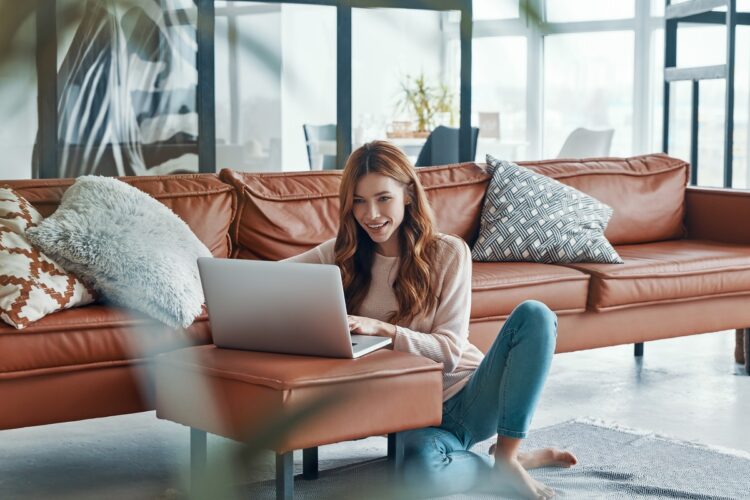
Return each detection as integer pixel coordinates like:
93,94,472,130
497,426,527,439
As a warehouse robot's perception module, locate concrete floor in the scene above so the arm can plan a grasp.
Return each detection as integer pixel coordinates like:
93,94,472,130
1,329,748,499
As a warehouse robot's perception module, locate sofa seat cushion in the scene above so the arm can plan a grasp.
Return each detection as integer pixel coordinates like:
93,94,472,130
566,240,750,311
155,345,444,452
0,304,210,379
471,262,590,319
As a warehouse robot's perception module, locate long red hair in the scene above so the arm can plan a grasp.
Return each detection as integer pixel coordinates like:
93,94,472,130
334,141,439,324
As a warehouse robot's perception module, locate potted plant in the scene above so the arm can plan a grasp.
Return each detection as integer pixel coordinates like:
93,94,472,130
392,72,456,137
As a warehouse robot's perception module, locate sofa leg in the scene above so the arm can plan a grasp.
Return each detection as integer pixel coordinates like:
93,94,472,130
634,342,644,357
744,329,750,376
736,329,746,365
190,427,207,494
387,432,405,472
302,447,318,480
276,451,294,500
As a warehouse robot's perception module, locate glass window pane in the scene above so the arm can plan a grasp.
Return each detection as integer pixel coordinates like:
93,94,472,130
216,1,336,172
732,26,749,188
650,29,665,155
544,31,634,158
666,79,726,188
56,0,199,177
651,0,664,17
667,80,692,167
545,0,634,22
472,37,528,161
353,8,456,165
0,6,36,179
697,80,726,187
474,0,519,20
677,25,726,68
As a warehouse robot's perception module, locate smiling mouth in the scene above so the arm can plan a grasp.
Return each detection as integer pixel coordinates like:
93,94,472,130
366,222,388,231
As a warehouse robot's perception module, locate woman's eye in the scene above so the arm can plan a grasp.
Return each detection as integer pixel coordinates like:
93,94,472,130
353,199,363,204
379,196,391,202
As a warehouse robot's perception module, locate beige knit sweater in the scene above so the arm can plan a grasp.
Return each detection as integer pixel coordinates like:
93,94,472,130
283,233,484,401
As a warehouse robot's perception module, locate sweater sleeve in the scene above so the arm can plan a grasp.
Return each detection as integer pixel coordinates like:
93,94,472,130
280,239,335,264
393,238,472,373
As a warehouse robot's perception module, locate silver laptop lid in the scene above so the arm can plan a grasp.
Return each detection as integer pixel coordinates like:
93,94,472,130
197,257,356,357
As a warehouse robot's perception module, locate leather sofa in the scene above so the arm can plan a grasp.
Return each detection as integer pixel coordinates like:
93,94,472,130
2,152,750,432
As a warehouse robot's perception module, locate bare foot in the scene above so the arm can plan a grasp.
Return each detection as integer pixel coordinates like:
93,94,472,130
489,444,578,469
493,456,556,499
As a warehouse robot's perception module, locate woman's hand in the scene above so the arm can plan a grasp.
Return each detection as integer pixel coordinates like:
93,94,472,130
347,315,396,339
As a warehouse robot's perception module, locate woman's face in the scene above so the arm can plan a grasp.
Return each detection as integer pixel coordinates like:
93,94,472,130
352,172,410,256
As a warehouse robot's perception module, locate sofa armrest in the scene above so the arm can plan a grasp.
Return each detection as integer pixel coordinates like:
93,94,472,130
685,186,750,244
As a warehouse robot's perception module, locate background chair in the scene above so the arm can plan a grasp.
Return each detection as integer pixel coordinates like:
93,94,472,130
303,124,336,170
415,125,480,167
556,127,614,159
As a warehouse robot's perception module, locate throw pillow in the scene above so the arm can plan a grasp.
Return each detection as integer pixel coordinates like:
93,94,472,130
471,155,623,264
27,176,211,329
0,187,96,329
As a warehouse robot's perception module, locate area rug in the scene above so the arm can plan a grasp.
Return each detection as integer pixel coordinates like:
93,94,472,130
244,418,750,499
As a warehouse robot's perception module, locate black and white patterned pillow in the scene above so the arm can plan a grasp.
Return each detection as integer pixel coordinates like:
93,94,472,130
471,155,623,264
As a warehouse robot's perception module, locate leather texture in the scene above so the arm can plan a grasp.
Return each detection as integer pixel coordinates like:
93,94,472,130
565,240,750,311
0,365,149,430
221,153,688,261
1,174,236,258
0,304,210,378
155,346,443,452
470,294,750,355
219,163,490,260
686,186,750,244
3,153,749,433
519,154,689,245
471,262,589,319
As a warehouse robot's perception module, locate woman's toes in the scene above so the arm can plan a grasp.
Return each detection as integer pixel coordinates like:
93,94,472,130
557,449,577,467
540,447,578,467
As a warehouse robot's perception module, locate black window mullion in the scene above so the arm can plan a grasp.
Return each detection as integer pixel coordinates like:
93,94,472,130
36,0,58,179
197,0,216,173
336,3,352,169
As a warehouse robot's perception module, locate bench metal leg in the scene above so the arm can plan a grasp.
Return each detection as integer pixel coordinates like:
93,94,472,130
735,329,745,365
634,342,644,357
302,447,319,480
387,432,404,471
190,428,207,494
276,451,294,500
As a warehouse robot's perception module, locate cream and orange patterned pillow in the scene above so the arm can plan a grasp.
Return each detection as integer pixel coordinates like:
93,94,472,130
0,187,96,329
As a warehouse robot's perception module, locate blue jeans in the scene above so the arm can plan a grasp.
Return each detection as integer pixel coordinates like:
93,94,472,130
401,300,558,496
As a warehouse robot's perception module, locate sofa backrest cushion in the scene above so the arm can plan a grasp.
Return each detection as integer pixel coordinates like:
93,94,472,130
221,153,687,259
519,154,689,245
1,174,236,258
220,163,490,260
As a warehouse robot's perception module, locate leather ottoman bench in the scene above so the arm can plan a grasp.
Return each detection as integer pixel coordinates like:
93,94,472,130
154,345,443,499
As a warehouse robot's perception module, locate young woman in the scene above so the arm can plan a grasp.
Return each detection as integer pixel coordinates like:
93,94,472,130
284,141,577,499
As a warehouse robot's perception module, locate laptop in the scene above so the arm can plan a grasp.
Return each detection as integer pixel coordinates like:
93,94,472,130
197,257,392,358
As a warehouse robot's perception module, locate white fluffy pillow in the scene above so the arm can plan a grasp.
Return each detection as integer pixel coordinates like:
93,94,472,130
27,176,211,328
